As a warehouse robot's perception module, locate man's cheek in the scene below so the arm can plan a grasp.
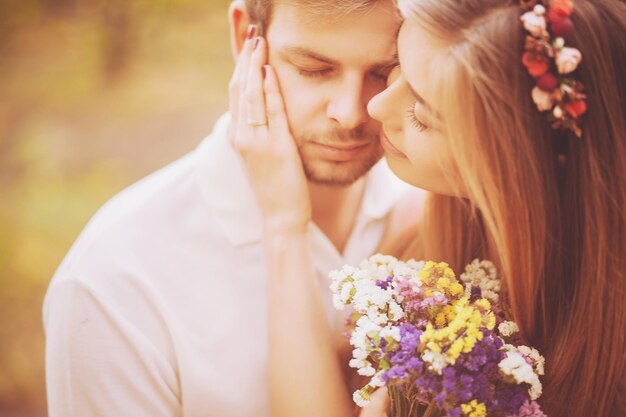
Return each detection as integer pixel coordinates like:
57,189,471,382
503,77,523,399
274,71,323,128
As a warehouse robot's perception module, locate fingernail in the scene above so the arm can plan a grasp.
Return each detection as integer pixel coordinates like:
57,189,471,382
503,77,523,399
253,37,260,50
246,24,257,40
262,65,269,79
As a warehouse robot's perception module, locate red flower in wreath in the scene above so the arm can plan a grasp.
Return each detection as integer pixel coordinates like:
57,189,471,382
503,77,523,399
522,52,549,78
548,0,574,21
565,100,588,118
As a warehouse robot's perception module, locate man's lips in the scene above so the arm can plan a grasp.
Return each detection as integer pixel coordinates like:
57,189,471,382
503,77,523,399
309,141,372,162
312,141,371,150
379,131,408,159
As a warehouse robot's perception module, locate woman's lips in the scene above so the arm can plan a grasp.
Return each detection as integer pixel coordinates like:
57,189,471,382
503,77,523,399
379,131,408,159
310,141,371,162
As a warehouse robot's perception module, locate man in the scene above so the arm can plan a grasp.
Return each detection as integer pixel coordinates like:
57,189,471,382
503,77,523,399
44,1,417,416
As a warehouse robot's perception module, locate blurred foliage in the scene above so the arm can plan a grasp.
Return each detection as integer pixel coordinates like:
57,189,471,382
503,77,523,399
1,0,232,415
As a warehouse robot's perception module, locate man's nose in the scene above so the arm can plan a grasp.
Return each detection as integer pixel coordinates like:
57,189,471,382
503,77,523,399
326,76,369,130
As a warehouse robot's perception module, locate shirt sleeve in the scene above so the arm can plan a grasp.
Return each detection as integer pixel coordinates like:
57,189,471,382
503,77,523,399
43,277,182,417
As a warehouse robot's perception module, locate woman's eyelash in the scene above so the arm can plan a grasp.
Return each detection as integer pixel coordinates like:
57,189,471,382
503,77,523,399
406,104,428,132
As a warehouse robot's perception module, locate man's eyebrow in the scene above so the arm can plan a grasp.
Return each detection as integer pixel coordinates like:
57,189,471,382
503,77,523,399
281,44,399,70
370,51,400,71
281,45,339,65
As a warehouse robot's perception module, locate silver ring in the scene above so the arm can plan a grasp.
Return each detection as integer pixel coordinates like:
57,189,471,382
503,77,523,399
247,118,267,127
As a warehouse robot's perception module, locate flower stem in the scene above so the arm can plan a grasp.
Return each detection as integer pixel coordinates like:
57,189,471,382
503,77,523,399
388,386,443,417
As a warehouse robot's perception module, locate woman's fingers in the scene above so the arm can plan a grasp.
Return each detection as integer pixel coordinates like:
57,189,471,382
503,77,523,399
229,25,257,134
244,36,268,131
263,64,291,140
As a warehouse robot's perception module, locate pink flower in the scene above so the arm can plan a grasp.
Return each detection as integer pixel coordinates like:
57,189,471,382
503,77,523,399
556,47,582,74
520,11,546,37
531,87,555,111
512,400,547,417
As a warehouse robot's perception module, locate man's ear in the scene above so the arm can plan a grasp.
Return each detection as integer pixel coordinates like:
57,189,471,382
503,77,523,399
229,0,252,61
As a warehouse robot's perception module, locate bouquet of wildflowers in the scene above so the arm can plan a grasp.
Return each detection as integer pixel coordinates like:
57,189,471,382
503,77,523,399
330,255,546,417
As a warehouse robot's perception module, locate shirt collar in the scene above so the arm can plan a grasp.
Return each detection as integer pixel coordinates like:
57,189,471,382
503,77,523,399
194,113,410,247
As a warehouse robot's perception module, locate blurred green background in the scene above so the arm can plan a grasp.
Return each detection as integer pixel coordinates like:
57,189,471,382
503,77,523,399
0,0,232,415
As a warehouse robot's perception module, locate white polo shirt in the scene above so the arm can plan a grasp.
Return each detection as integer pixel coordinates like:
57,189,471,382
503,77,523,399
43,114,410,417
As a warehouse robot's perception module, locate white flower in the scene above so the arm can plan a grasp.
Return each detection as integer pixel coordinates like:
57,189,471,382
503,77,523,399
498,321,520,337
556,47,582,74
388,301,405,322
332,294,345,310
340,281,354,304
533,4,546,15
422,350,447,375
520,11,546,37
357,365,376,376
532,86,555,111
353,390,369,407
553,105,564,119
517,345,546,376
349,358,366,369
459,259,501,303
499,350,543,400
342,265,356,276
370,372,385,387
405,259,425,272
352,347,368,360
379,326,401,342
554,37,565,49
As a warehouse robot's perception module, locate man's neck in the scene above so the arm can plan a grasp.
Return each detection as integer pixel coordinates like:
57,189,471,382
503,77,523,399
308,178,367,255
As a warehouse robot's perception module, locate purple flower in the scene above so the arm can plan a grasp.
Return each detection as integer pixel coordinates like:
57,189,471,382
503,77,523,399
469,285,482,302
447,407,461,417
376,275,393,290
382,324,425,384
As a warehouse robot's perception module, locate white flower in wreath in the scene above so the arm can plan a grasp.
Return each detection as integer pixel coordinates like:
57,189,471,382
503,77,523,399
556,47,582,74
520,11,546,37
532,86,556,111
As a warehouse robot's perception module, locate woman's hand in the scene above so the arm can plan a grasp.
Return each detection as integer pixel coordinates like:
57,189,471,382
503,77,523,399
228,26,311,235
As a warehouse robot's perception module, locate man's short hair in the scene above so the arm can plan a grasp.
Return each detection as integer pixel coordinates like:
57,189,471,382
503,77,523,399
244,0,382,34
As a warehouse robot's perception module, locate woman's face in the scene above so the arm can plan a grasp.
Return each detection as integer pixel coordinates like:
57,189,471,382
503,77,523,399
368,21,460,196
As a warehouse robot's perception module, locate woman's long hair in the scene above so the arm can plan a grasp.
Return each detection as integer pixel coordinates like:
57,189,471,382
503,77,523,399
398,0,626,415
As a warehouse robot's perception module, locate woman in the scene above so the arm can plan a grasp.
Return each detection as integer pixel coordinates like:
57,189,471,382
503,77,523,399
232,0,626,416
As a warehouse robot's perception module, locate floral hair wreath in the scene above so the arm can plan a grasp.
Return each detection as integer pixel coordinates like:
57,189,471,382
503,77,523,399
520,0,587,138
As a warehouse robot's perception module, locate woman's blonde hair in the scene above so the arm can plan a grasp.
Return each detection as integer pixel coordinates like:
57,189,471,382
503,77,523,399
398,0,626,415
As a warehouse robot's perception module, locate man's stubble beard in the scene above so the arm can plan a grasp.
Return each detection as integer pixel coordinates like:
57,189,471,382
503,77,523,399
294,127,384,187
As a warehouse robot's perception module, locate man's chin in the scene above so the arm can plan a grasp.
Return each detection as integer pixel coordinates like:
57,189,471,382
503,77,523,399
302,157,382,187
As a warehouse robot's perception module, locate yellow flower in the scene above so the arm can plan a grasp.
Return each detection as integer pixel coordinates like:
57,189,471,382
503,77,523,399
435,312,447,327
475,298,491,311
449,282,464,296
461,400,487,417
436,277,451,292
419,261,455,285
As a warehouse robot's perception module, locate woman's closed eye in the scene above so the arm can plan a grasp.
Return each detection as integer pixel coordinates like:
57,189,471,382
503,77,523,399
406,102,429,132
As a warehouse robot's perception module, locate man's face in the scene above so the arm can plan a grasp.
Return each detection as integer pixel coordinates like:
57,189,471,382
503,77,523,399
265,2,400,186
